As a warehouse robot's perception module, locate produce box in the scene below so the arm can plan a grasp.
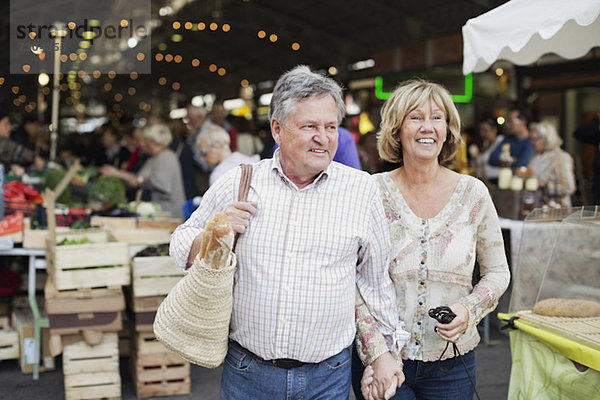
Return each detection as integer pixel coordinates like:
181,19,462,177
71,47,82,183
130,330,191,398
45,228,129,291
111,228,172,257
136,217,182,232
0,327,19,360
90,216,137,231
130,347,190,398
63,332,121,400
131,256,184,297
11,308,55,374
44,278,125,315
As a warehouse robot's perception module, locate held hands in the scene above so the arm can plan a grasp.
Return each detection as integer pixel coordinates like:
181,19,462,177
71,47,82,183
434,302,469,343
360,352,404,400
224,201,258,234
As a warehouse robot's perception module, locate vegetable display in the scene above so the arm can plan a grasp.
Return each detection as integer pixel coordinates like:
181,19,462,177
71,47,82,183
89,175,127,207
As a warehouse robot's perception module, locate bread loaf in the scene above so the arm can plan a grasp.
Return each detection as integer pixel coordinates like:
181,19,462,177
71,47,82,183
198,212,234,269
532,298,600,317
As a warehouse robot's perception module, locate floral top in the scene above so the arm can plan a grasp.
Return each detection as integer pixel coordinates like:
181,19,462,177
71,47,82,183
356,172,510,364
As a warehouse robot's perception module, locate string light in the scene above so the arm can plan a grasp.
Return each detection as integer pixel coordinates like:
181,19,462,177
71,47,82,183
128,87,136,95
136,52,145,61
184,21,193,30
174,55,182,63
172,21,181,30
257,30,266,39
291,42,300,51
191,58,200,67
155,53,164,62
222,24,231,32
158,77,167,85
209,64,217,72
172,82,180,90
269,34,278,42
130,72,138,80
165,54,173,62
198,22,206,30
209,22,218,31
104,83,112,91
217,67,226,76
241,79,249,87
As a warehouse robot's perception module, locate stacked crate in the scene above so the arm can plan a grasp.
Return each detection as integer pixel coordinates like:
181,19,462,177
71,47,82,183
44,226,129,399
127,241,190,398
0,316,18,362
62,333,121,400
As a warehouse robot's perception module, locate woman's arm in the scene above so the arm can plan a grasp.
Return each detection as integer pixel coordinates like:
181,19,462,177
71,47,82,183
458,190,511,331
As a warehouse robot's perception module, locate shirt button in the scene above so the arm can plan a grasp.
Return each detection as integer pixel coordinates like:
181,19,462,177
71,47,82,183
421,220,426,225
420,239,425,244
419,301,423,305
415,341,420,346
417,321,421,325
420,281,425,285
420,260,425,265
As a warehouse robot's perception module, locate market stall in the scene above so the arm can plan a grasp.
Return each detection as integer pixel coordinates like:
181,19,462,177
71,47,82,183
499,207,600,397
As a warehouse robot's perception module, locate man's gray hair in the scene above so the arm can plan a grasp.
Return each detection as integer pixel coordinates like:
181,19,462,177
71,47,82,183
268,65,345,125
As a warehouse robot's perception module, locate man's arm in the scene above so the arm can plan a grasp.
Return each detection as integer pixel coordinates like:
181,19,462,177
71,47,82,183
170,168,238,269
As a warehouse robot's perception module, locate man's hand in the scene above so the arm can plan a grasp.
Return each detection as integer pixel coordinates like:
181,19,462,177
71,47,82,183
225,201,258,234
434,302,469,343
361,352,404,400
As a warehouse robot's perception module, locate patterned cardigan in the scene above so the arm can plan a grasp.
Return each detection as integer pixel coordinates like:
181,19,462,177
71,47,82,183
356,172,510,364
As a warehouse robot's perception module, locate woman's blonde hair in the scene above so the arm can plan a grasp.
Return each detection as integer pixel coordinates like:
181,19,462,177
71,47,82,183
143,123,172,147
377,79,462,164
530,121,562,151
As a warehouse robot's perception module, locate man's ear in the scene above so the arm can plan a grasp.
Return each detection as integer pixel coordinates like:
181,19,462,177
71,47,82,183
271,119,282,146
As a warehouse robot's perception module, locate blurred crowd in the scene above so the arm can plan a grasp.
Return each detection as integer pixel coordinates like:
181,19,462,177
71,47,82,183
1,101,598,220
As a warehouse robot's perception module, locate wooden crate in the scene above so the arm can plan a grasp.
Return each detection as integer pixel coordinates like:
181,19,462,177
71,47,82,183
63,332,119,374
0,327,19,360
22,218,70,249
90,216,137,230
44,278,125,315
136,218,182,232
131,350,190,398
45,229,130,291
133,331,168,356
63,332,121,400
111,228,172,258
131,256,184,297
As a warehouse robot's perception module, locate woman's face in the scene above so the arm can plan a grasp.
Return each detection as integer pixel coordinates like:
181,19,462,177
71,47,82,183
0,117,11,138
399,99,447,164
530,130,546,153
478,122,497,143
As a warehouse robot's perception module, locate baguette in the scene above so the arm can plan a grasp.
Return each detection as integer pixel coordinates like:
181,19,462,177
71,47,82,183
532,298,600,317
198,212,234,269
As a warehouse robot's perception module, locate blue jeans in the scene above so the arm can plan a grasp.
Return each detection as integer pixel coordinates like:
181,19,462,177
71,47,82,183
221,340,351,400
351,345,477,400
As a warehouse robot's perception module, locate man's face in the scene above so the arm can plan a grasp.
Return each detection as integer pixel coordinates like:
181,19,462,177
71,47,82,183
0,117,11,138
271,94,339,186
506,111,524,136
199,143,221,167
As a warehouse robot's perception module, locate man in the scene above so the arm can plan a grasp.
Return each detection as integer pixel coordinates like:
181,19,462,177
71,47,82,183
210,101,238,151
488,108,535,169
186,105,213,195
196,124,260,186
170,66,402,399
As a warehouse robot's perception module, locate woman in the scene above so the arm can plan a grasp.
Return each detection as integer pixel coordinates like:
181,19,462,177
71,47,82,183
473,117,504,184
100,123,186,219
528,121,576,207
196,124,259,186
354,80,510,400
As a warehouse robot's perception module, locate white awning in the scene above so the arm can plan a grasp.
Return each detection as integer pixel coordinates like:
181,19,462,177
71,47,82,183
462,0,600,75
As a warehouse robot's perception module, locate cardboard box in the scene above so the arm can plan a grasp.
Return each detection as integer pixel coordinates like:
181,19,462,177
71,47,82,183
11,308,55,374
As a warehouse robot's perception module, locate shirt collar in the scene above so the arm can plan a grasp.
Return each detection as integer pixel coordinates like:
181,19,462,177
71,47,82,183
271,148,331,191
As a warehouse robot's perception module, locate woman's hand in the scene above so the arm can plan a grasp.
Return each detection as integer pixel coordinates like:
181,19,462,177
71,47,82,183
361,353,404,400
99,165,116,176
434,302,469,343
224,201,258,234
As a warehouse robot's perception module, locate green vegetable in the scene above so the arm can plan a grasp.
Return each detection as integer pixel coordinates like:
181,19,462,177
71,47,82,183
89,175,127,206
44,169,72,205
57,237,94,246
